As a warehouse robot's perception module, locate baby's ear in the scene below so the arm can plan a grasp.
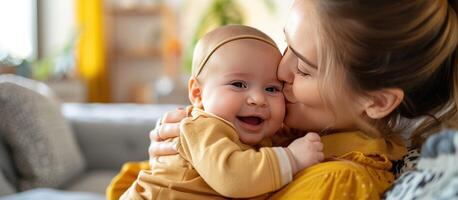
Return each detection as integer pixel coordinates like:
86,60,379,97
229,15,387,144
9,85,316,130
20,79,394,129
188,77,203,108
363,88,404,119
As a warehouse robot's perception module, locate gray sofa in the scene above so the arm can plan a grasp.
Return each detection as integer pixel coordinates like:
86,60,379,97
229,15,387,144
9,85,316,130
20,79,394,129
0,75,182,199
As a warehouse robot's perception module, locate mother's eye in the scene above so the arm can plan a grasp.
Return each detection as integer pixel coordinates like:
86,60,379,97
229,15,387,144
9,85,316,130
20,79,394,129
230,81,247,88
296,66,311,77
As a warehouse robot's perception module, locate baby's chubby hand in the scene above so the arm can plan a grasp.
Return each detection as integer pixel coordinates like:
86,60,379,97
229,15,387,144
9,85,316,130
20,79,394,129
286,132,324,174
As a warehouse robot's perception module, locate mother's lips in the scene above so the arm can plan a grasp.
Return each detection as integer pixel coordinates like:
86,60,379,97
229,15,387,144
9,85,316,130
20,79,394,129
283,90,296,104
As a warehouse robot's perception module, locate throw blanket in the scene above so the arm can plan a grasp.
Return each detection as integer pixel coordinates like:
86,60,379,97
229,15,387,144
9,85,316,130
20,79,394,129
384,129,458,199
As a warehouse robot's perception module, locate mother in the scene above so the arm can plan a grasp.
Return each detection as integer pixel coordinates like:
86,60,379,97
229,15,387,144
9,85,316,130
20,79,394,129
109,0,458,199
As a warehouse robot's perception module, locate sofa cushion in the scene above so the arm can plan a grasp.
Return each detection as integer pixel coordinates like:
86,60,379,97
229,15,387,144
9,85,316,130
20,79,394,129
62,103,181,170
0,83,86,190
63,170,119,194
0,171,16,196
0,74,57,100
0,132,18,191
0,188,104,200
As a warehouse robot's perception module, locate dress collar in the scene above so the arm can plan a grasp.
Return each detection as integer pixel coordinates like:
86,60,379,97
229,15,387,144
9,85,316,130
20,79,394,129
189,107,235,129
321,131,407,160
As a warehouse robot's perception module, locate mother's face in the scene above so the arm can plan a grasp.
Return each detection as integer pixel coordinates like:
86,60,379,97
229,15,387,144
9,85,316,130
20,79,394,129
278,0,349,132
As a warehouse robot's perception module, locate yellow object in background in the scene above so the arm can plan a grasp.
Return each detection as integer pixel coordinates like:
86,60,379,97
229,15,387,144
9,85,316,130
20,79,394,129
76,0,110,102
106,161,150,200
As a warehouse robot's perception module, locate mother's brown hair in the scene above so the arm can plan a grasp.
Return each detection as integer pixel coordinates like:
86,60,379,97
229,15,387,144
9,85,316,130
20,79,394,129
314,0,458,147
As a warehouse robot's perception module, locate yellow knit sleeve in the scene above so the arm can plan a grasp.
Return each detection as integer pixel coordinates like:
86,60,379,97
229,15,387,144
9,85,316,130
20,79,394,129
270,160,388,200
106,161,150,200
178,117,284,198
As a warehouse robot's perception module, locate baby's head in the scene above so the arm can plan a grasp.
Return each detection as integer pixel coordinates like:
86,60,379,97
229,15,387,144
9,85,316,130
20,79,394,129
188,25,285,145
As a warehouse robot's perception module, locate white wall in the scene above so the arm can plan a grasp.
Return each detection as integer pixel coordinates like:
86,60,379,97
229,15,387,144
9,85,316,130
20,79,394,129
180,0,293,52
39,0,75,58
0,0,35,59
240,0,293,50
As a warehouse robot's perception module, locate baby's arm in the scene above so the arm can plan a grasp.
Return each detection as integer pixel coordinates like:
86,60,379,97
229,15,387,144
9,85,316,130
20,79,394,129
178,117,323,198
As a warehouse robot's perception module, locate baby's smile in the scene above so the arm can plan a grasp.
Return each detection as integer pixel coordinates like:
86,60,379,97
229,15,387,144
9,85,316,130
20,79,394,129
236,115,266,132
238,116,265,125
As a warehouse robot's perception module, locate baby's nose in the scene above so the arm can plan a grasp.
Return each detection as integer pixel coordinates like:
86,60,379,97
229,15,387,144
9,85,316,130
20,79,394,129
247,92,267,107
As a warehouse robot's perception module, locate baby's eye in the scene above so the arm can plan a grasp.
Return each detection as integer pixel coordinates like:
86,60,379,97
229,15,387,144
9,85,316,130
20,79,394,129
230,81,247,88
265,86,281,93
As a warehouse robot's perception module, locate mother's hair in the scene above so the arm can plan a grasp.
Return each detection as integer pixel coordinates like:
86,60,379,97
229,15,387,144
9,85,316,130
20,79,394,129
313,0,458,147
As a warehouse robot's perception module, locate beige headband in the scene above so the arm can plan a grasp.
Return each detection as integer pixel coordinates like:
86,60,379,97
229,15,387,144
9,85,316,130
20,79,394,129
193,35,278,78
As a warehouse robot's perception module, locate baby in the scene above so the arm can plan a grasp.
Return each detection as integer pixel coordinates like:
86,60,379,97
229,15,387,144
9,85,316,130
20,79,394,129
120,25,323,200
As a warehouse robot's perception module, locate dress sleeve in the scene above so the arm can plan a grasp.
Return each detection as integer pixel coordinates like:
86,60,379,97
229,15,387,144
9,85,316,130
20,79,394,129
270,160,387,200
106,161,150,200
177,117,291,198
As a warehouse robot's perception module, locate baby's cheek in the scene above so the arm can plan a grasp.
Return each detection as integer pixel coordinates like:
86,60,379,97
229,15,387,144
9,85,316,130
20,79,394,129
274,95,286,119
269,96,286,131
202,96,224,115
204,92,242,122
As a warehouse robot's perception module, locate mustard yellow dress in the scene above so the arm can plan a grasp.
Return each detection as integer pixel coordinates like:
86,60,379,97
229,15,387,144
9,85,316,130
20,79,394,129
107,131,406,200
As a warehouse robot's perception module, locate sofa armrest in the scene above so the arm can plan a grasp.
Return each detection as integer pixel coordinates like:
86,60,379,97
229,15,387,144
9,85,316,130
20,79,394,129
62,103,183,170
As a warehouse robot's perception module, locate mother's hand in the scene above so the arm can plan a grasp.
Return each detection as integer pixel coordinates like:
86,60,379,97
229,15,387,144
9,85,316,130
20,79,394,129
149,108,187,163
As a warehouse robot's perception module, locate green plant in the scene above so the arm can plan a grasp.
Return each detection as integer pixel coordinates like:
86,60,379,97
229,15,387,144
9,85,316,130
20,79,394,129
183,0,276,73
31,32,77,81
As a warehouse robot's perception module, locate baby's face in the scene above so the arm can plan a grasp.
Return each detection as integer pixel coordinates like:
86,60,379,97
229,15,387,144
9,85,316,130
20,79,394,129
198,39,285,145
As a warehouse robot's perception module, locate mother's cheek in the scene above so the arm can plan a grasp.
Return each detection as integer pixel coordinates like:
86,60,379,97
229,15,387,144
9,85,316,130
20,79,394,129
292,78,321,106
283,103,302,128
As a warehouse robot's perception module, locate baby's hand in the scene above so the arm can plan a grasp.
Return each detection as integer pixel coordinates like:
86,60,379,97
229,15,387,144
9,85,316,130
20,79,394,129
286,132,324,174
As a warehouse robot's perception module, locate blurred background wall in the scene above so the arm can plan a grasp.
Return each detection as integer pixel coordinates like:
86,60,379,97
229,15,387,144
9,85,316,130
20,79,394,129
0,0,293,104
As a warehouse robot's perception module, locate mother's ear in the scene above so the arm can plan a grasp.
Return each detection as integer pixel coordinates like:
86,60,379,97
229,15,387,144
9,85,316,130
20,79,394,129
188,77,203,108
363,88,404,119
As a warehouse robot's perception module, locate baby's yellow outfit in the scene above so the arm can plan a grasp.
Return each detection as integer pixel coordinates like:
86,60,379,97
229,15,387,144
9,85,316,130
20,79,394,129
108,125,407,200
119,108,293,200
